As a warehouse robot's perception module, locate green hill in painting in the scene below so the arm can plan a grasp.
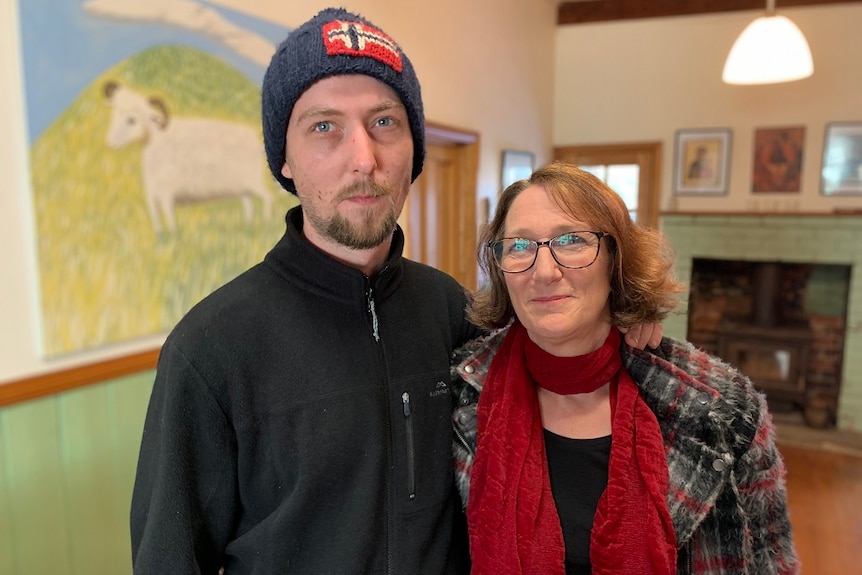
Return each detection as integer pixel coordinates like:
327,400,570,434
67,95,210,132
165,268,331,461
30,45,299,357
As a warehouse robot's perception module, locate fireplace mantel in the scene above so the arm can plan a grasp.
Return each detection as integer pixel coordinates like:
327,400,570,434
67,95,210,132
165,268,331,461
660,210,862,217
660,213,862,432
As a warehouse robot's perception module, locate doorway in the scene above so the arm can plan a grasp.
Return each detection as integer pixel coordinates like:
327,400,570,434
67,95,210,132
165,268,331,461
400,122,480,290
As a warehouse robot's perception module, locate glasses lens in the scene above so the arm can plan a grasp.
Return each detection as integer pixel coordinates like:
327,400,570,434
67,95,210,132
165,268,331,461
549,232,600,269
491,238,537,273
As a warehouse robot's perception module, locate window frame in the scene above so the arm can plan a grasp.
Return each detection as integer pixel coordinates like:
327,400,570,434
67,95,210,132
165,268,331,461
554,142,662,229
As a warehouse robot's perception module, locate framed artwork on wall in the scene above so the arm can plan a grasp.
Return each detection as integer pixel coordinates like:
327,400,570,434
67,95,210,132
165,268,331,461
752,126,805,193
501,149,534,189
673,128,732,195
821,122,862,195
18,0,297,358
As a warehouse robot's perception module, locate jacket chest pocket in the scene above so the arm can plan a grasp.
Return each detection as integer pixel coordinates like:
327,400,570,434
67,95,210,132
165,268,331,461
391,371,455,512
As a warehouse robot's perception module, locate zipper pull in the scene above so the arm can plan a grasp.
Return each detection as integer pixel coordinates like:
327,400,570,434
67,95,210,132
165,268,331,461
366,286,380,342
402,392,411,416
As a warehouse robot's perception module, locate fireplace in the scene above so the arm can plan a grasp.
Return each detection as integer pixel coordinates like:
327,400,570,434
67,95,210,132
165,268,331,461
660,213,862,433
686,257,850,427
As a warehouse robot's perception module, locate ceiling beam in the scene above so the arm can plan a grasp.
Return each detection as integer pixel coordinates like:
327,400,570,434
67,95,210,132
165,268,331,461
558,0,862,25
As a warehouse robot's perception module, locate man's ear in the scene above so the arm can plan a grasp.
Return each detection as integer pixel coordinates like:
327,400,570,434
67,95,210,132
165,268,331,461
281,160,292,179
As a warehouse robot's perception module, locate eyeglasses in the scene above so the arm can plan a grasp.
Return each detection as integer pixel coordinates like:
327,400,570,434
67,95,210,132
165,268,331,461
488,231,609,273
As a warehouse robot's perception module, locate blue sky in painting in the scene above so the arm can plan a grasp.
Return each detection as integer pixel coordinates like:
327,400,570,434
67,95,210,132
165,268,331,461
18,0,291,142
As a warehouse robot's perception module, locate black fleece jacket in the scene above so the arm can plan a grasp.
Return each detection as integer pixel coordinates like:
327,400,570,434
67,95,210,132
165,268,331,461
131,207,478,574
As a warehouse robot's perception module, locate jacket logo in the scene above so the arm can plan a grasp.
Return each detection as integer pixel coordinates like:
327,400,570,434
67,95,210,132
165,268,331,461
322,20,403,73
429,380,449,398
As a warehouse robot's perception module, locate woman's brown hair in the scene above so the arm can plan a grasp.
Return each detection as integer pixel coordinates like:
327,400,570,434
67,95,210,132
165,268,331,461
468,161,684,330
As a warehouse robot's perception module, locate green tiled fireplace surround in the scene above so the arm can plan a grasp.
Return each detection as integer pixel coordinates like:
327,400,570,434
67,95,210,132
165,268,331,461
661,213,862,433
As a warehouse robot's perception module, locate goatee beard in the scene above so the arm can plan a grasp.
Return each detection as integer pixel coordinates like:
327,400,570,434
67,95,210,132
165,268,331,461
324,180,398,250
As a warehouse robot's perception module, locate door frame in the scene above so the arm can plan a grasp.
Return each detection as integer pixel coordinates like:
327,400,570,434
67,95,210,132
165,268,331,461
422,121,480,290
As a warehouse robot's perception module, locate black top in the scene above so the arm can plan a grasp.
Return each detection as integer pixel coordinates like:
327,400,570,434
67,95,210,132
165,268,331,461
543,429,612,575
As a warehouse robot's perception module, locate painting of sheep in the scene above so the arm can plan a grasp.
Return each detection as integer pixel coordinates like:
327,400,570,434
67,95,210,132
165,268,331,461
103,80,273,233
19,0,299,357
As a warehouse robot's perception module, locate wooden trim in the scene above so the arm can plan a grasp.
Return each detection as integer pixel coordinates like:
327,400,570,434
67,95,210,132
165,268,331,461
558,0,862,25
0,348,159,407
426,121,479,145
660,210,862,216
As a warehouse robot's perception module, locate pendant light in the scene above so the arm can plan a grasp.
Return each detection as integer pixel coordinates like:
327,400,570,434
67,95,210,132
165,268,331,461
722,0,813,85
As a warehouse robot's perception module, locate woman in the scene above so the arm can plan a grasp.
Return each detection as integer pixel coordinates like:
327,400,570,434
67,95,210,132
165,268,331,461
452,162,799,575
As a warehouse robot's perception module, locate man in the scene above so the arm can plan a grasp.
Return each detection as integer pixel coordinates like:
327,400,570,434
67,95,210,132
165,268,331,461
131,8,476,573
130,7,659,574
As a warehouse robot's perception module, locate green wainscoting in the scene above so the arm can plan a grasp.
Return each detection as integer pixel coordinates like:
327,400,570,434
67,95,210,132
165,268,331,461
0,370,154,575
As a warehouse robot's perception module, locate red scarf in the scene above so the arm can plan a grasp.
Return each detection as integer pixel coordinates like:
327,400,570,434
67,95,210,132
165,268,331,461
467,322,676,575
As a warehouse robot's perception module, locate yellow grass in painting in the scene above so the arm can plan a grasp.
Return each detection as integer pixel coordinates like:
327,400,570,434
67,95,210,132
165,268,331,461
31,45,299,357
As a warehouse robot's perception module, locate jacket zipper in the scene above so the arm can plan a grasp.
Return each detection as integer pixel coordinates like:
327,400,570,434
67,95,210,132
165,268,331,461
678,539,692,575
402,392,416,500
453,424,474,457
367,274,394,573
366,280,393,575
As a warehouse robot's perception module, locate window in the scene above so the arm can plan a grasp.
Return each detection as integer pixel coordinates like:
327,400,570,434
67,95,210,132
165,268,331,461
554,142,661,229
579,164,640,222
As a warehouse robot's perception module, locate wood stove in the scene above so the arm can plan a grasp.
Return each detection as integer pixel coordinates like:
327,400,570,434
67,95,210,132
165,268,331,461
717,261,812,411
718,324,811,408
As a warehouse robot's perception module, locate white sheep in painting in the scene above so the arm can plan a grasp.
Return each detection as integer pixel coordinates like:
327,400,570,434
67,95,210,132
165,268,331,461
103,81,273,233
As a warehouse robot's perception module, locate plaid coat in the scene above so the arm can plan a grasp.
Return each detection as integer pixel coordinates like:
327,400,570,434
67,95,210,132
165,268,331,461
451,328,800,575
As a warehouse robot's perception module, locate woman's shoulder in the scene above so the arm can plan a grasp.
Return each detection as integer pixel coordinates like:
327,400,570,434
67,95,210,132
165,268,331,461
627,336,762,396
624,337,768,440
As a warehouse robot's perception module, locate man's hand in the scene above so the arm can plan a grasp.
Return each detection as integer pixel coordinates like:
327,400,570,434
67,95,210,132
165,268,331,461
620,323,663,349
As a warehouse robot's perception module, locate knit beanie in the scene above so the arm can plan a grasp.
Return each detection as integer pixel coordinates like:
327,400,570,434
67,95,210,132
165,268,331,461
262,7,425,194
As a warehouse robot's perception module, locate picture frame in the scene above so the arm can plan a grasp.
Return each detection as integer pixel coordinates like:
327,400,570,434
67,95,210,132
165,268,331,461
673,128,732,195
752,126,805,193
821,122,862,195
501,149,535,189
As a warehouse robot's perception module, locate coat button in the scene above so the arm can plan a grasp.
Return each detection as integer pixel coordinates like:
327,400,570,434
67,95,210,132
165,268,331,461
712,458,727,472
697,392,710,405
464,365,475,374
458,413,470,424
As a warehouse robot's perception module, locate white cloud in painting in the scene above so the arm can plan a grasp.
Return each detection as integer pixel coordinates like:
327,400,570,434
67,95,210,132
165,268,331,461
83,0,275,65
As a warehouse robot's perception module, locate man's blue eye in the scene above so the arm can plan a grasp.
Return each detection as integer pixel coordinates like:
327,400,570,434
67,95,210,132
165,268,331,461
377,117,393,127
314,122,332,133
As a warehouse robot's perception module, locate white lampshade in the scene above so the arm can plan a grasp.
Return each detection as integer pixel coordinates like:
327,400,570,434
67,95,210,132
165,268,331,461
722,14,814,85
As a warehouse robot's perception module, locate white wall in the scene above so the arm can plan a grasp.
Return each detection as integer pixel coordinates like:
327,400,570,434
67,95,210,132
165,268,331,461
555,5,862,214
0,0,556,383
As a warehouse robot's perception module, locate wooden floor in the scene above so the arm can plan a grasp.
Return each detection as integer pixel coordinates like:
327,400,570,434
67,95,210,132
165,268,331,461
780,443,862,574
